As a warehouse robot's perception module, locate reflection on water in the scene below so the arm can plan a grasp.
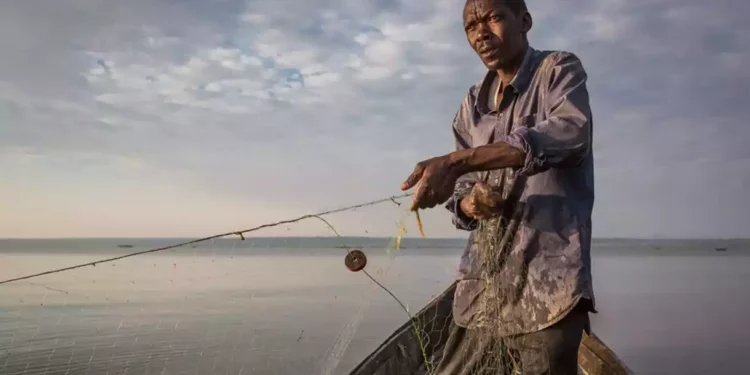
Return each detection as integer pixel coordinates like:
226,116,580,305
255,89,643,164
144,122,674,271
1,252,456,375
1,241,749,375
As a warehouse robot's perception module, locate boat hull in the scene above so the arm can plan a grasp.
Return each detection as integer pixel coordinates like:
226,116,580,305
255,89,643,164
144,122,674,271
347,282,633,375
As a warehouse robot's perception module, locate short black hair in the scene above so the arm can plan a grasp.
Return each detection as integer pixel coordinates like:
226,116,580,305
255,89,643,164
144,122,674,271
500,0,528,15
465,0,528,16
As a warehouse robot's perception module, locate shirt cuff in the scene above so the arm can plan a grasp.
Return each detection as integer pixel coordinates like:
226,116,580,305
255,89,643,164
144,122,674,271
445,189,478,231
504,128,547,177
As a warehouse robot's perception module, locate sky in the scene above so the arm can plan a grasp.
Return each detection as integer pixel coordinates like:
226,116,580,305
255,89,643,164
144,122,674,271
1,0,748,239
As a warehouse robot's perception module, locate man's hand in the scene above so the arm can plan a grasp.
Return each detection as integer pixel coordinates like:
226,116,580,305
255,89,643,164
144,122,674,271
400,155,462,211
460,181,503,220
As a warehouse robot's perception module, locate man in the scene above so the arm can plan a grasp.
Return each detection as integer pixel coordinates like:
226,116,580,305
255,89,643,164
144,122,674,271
399,0,595,374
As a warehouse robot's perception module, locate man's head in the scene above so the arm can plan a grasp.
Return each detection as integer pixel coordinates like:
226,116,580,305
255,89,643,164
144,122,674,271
463,0,532,71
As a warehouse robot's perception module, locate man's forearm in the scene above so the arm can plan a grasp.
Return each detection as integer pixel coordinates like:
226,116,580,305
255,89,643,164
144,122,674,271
448,141,526,175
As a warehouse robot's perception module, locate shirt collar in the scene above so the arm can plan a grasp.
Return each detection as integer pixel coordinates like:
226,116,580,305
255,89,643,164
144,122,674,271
476,46,537,115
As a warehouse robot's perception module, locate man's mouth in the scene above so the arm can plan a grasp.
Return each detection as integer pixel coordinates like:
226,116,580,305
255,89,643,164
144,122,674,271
478,46,499,56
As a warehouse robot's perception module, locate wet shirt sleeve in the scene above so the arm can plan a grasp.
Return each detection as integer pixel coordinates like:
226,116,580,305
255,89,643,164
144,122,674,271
504,52,593,177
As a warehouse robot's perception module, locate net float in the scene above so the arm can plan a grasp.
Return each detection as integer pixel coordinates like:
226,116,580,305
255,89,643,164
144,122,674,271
344,249,367,272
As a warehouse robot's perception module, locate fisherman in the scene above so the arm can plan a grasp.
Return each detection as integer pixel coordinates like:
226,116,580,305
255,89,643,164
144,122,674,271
400,0,595,374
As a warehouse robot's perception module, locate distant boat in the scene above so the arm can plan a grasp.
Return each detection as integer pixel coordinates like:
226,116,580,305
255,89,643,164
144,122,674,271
117,244,134,249
715,247,727,252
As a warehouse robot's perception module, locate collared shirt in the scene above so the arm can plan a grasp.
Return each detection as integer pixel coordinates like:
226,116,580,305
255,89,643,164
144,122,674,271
444,46,596,337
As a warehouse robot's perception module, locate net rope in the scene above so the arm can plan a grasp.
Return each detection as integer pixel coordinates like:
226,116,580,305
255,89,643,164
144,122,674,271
0,192,464,375
0,191,531,375
0,193,413,286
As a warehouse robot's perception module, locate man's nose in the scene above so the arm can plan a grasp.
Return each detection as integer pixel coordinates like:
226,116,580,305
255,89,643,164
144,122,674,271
476,23,492,41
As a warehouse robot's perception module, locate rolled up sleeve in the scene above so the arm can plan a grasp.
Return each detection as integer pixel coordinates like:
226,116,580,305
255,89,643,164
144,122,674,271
504,52,593,177
444,100,479,231
445,177,478,231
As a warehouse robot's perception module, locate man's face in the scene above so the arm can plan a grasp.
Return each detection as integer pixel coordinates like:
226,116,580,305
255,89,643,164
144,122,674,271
463,0,531,71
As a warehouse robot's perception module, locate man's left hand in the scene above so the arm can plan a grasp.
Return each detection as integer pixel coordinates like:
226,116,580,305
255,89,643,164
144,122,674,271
400,155,462,211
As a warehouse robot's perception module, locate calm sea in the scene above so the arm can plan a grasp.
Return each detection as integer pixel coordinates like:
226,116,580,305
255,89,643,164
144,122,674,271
1,237,748,375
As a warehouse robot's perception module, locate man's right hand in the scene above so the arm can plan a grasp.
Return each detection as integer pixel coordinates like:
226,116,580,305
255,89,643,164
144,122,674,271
460,181,504,220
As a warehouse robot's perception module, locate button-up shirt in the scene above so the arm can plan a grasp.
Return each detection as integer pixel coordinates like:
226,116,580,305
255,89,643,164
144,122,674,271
444,46,595,337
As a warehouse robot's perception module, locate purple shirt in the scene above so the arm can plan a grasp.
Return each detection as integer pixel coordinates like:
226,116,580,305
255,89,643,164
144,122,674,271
444,46,596,336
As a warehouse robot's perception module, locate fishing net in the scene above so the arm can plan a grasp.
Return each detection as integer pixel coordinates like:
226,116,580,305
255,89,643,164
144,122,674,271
0,194,490,375
347,215,527,375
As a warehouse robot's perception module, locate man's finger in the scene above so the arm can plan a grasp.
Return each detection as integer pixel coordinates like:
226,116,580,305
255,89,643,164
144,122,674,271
475,203,496,219
473,180,489,188
409,180,423,210
411,182,436,211
420,197,436,210
460,196,474,216
400,163,425,191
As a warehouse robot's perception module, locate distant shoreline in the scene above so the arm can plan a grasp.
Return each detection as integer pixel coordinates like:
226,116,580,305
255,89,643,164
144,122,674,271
1,237,747,256
1,236,748,241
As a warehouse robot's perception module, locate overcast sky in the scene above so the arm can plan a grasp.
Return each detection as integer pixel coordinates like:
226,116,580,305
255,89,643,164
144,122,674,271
1,0,748,239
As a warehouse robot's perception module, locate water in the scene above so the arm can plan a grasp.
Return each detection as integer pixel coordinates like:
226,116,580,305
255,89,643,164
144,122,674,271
0,238,748,375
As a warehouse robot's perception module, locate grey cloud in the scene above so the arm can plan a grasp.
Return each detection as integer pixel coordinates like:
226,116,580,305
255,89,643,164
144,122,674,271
0,0,748,238
528,0,750,238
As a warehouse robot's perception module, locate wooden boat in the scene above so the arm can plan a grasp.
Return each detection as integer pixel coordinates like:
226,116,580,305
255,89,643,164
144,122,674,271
578,332,634,375
348,282,634,375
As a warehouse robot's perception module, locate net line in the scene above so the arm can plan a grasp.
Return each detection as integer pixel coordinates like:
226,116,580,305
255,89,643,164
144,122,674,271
312,207,434,374
1,191,453,374
0,192,413,286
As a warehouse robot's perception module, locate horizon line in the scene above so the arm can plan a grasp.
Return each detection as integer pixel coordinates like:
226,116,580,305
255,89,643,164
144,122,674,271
2,236,748,241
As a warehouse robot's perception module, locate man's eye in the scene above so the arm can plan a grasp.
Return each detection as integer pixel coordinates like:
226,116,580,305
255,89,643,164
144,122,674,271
490,15,503,22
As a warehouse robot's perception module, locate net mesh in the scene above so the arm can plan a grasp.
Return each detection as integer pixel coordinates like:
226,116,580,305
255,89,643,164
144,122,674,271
344,214,528,375
0,195,504,375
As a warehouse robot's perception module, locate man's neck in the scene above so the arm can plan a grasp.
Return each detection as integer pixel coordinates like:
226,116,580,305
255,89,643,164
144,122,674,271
494,43,528,86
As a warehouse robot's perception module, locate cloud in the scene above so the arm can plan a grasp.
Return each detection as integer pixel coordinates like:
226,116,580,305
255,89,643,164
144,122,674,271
0,0,748,238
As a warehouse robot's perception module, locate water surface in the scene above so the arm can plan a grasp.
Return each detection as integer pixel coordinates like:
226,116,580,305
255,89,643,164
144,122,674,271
1,238,748,375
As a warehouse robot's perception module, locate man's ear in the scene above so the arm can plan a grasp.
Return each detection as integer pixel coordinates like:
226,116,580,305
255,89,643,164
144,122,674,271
521,11,533,34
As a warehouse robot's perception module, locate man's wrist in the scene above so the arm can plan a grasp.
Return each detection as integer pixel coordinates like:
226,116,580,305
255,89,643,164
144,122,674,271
458,195,470,215
448,142,525,175
452,194,477,230
448,148,476,175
